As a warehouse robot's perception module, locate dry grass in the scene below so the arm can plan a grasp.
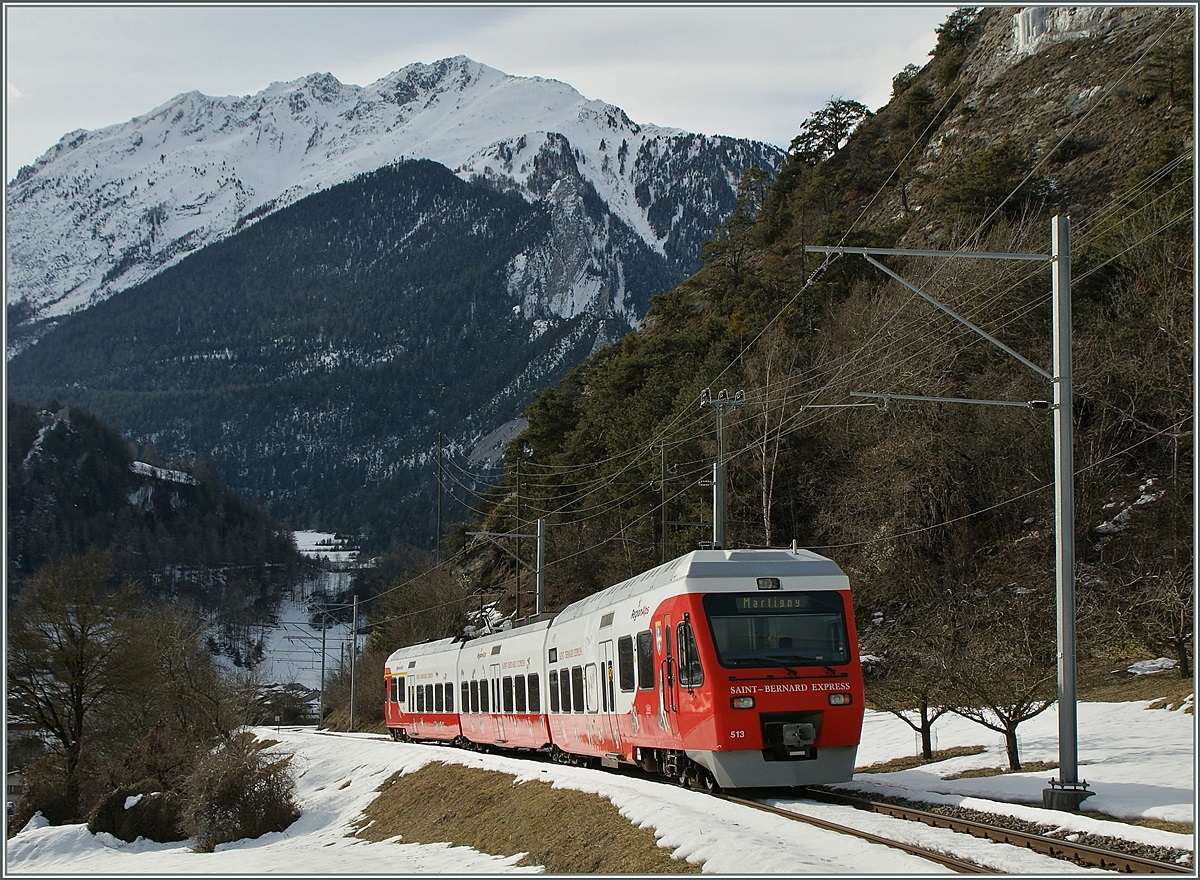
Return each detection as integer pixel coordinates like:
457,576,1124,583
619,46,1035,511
944,760,1059,780
1076,662,1194,710
1086,812,1194,836
856,744,987,774
350,762,701,874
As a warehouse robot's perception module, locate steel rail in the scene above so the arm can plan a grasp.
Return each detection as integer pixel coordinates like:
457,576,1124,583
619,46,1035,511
804,788,1193,874
717,793,990,874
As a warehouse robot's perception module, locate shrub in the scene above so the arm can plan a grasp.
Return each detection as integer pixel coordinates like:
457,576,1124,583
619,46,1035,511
88,787,187,843
183,733,300,853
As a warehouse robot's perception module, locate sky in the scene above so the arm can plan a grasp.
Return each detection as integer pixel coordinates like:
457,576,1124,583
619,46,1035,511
3,2,959,183
6,692,1194,875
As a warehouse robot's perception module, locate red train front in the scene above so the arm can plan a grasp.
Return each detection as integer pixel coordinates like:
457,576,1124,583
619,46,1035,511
542,547,864,789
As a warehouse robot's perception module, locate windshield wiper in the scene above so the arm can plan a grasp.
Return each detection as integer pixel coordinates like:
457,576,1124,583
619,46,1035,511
767,654,839,676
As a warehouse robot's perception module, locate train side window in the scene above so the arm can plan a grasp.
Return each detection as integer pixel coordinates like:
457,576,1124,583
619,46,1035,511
515,675,527,712
409,685,415,708
617,636,635,692
584,663,599,713
571,666,585,713
416,686,425,712
502,677,514,713
460,682,469,712
677,620,705,688
479,679,489,713
528,673,541,713
470,679,480,713
445,682,454,713
636,630,655,689
548,670,560,712
434,684,444,713
560,669,572,713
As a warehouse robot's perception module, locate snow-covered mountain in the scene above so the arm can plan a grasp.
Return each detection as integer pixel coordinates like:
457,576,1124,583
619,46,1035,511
6,56,782,549
6,56,783,350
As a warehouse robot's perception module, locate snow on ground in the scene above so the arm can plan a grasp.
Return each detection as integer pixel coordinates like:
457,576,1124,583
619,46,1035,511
6,695,1193,876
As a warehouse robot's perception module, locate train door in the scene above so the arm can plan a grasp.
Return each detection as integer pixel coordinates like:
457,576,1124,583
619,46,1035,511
658,616,679,737
490,662,505,742
600,639,620,751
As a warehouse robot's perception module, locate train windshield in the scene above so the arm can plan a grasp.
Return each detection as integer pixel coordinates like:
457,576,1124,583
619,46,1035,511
702,592,850,669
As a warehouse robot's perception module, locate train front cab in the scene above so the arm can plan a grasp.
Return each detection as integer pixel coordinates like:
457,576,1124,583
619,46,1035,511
640,549,864,789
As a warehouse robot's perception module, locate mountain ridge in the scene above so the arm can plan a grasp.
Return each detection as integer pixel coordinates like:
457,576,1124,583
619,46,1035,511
6,55,782,351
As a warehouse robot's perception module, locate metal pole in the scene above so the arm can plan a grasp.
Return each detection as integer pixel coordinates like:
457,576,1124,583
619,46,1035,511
715,420,727,550
661,442,668,563
436,433,443,562
701,390,744,551
1051,215,1082,793
318,611,327,728
535,518,545,616
349,595,358,733
515,457,521,619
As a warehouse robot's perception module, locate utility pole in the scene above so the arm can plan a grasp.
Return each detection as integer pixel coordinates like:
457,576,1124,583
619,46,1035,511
348,594,358,733
660,442,669,562
468,518,547,618
700,389,744,550
805,215,1090,810
318,611,327,728
436,433,443,562
515,456,522,619
1049,214,1085,809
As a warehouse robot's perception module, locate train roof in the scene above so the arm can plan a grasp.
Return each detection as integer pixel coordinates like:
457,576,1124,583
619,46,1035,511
385,636,458,668
551,548,847,625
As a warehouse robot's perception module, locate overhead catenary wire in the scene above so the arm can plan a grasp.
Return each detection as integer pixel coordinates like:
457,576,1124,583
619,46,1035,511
378,7,1190,623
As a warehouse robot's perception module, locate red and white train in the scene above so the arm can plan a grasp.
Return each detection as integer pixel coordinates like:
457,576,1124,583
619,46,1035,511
383,547,864,790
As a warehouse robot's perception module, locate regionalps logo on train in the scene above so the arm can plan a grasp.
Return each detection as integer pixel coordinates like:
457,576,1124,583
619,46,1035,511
382,548,864,791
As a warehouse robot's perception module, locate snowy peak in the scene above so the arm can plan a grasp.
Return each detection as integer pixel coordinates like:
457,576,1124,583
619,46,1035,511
7,55,779,343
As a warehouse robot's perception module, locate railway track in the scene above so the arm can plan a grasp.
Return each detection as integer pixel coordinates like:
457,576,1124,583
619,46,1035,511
717,792,990,873
797,788,1193,874
349,730,1192,873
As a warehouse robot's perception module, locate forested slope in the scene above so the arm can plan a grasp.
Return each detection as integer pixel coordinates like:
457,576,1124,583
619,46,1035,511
367,8,1193,695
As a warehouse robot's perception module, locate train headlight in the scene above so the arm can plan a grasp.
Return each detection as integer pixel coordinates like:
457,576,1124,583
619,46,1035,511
828,693,853,706
731,696,756,709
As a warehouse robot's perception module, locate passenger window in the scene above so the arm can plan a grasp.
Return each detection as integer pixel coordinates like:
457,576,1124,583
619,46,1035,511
502,677,513,712
470,679,480,713
515,675,527,712
560,669,572,713
461,682,469,712
571,666,585,712
445,682,454,713
617,636,635,692
434,684,444,713
416,686,425,712
528,673,541,712
636,630,655,689
549,670,560,712
479,679,489,713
